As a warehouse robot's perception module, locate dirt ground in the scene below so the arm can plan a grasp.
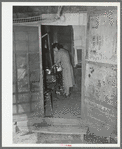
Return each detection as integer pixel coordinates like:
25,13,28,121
13,132,84,144
13,90,117,144
45,90,81,118
13,131,117,144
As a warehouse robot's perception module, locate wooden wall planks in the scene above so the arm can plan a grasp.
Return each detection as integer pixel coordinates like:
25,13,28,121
13,25,43,120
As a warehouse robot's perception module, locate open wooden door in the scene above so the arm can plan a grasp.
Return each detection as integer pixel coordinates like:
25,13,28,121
84,9,117,139
13,25,44,121
13,13,89,138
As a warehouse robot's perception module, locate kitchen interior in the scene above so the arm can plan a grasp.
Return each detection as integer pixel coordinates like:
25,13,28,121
41,25,85,118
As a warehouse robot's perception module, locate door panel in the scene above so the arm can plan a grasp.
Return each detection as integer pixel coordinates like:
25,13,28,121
13,25,44,121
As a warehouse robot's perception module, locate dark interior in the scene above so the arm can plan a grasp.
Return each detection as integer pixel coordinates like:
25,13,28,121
41,25,82,118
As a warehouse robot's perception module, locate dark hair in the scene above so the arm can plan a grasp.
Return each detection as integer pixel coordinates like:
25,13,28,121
52,43,63,50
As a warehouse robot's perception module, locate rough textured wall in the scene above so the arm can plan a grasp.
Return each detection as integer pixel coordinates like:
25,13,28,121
87,9,117,64
85,63,117,136
84,9,117,137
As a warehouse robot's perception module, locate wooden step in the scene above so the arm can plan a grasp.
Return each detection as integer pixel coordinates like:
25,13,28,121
14,117,86,126
36,125,87,142
18,125,88,142
14,117,88,142
32,125,87,135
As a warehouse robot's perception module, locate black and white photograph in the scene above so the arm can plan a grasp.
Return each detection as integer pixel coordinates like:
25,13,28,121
2,2,120,147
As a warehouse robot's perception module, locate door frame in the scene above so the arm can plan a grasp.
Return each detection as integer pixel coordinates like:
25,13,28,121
13,12,87,123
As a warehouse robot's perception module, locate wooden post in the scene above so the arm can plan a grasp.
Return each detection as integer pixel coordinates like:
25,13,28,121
81,24,87,121
38,24,44,117
14,39,19,114
27,34,31,112
47,33,53,67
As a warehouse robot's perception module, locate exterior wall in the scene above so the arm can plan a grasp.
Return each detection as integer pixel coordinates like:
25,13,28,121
87,10,117,64
84,9,117,137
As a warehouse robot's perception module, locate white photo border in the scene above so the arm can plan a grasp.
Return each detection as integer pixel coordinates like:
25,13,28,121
2,2,120,147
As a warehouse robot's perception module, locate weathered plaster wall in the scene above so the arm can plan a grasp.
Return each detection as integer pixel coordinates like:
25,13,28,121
84,9,117,136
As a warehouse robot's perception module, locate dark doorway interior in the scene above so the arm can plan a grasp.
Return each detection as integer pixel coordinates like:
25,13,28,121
41,25,82,119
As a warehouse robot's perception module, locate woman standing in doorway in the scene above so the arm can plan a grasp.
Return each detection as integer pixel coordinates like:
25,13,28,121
52,43,75,97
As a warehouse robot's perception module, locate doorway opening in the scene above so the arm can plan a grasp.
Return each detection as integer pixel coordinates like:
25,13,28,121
41,25,83,119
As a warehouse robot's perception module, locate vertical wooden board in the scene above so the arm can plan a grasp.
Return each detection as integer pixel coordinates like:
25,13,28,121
16,54,27,68
39,25,44,117
29,53,40,64
31,93,40,102
18,103,30,113
13,95,16,104
14,32,28,41
18,94,29,103
30,71,40,82
29,62,40,71
15,41,28,52
28,41,39,52
13,25,43,119
13,84,16,93
16,54,29,92
13,54,16,84
13,42,16,52
28,32,38,42
13,105,17,114
30,82,40,92
31,101,42,112
17,81,29,92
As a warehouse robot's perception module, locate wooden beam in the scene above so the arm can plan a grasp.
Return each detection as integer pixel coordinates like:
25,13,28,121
13,32,19,114
32,125,87,135
38,24,44,117
14,116,86,126
47,33,52,67
81,24,87,120
27,33,31,112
